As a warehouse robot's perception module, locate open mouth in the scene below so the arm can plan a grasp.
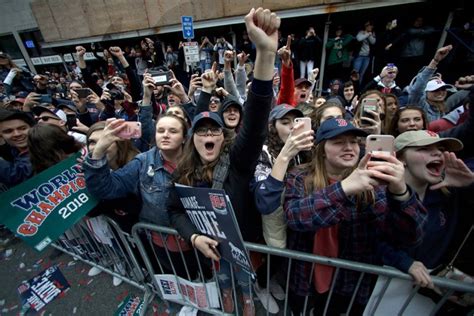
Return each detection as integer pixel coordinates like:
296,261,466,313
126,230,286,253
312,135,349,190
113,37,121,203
426,160,443,176
205,142,215,151
340,154,355,160
299,93,307,100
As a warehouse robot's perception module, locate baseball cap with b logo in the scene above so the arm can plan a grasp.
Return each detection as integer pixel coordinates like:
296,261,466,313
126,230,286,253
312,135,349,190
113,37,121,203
316,118,367,144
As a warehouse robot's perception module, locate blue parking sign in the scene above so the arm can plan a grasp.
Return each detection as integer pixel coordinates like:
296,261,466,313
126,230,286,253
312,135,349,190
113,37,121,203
181,16,194,39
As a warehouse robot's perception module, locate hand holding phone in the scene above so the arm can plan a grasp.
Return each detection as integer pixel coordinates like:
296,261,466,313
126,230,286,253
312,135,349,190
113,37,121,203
75,88,92,99
292,117,311,136
366,135,394,160
117,121,142,139
39,94,53,104
66,114,77,130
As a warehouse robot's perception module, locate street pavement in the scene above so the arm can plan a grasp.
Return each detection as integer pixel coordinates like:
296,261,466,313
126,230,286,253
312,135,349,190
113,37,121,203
0,238,171,315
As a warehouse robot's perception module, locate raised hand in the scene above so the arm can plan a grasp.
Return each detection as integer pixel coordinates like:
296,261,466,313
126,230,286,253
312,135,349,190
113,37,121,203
244,7,280,53
76,46,86,58
200,62,218,93
430,152,474,190
188,74,202,97
215,87,229,98
433,45,452,63
164,78,189,103
142,73,155,100
91,118,127,159
109,46,124,58
237,51,250,66
309,68,320,82
279,126,314,160
245,7,281,80
277,35,292,66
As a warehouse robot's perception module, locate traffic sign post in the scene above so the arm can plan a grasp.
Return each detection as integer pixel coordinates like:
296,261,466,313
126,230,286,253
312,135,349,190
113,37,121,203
181,16,194,40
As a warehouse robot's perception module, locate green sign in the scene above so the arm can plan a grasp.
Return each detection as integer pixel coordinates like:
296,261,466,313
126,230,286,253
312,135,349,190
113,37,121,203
0,152,98,251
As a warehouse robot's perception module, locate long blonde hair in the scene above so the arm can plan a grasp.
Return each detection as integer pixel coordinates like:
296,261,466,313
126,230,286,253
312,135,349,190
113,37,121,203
303,139,374,208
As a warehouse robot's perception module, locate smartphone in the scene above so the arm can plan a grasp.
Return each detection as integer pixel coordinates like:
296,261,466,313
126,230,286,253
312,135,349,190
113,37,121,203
39,94,52,104
148,70,172,86
75,88,91,99
361,98,378,123
293,117,312,136
66,114,77,130
117,121,142,139
366,135,394,159
274,67,279,75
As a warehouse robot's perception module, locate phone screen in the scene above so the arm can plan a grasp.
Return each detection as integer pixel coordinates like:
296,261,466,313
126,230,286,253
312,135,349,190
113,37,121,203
66,114,77,130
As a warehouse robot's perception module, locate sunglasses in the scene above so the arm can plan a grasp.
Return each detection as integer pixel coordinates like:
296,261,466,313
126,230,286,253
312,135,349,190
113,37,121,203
194,126,223,136
36,116,62,122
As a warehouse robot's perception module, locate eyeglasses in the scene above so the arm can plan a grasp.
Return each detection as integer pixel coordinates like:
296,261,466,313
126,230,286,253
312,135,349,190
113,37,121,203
194,126,223,136
210,99,221,104
36,116,61,122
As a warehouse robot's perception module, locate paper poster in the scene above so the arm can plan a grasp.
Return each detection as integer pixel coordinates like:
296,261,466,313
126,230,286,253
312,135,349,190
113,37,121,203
0,152,98,251
155,274,219,309
17,265,70,313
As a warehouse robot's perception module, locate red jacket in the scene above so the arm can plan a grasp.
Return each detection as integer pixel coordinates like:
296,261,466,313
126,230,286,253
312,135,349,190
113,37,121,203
277,62,296,106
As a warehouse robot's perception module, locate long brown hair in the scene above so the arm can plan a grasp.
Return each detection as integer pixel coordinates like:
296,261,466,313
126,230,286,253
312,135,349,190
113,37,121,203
28,124,83,173
174,128,234,186
303,138,374,208
353,90,386,127
267,120,311,167
309,102,345,130
86,121,139,169
383,93,399,134
387,105,428,137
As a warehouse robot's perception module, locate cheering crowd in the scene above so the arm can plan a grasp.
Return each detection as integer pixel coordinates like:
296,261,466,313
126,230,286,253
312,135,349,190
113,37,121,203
1,6,474,316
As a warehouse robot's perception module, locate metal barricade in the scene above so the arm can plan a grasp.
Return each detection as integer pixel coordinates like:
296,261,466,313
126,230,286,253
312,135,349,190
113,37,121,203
131,223,474,316
132,222,235,315
51,216,153,315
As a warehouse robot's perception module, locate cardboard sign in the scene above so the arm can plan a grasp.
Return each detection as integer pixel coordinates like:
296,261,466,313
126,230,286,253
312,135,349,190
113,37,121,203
175,185,255,279
155,274,219,309
0,152,98,251
17,265,70,312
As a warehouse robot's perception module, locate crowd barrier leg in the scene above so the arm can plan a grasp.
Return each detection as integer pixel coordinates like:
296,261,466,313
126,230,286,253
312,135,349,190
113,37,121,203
51,217,153,314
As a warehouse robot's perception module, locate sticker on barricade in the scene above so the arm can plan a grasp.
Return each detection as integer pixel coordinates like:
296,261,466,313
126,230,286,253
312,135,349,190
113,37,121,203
155,274,220,309
17,265,70,313
114,295,143,316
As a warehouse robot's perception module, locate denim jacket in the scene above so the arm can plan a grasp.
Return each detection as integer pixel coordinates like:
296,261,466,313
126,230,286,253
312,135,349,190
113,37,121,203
83,147,172,226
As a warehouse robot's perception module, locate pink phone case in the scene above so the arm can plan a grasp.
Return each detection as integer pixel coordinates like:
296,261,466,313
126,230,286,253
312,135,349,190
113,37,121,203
293,117,311,136
366,134,394,156
117,122,142,139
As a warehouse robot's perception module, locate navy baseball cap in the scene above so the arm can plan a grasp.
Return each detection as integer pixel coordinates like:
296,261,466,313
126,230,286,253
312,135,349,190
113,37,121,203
191,111,224,133
316,118,367,144
269,104,303,122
